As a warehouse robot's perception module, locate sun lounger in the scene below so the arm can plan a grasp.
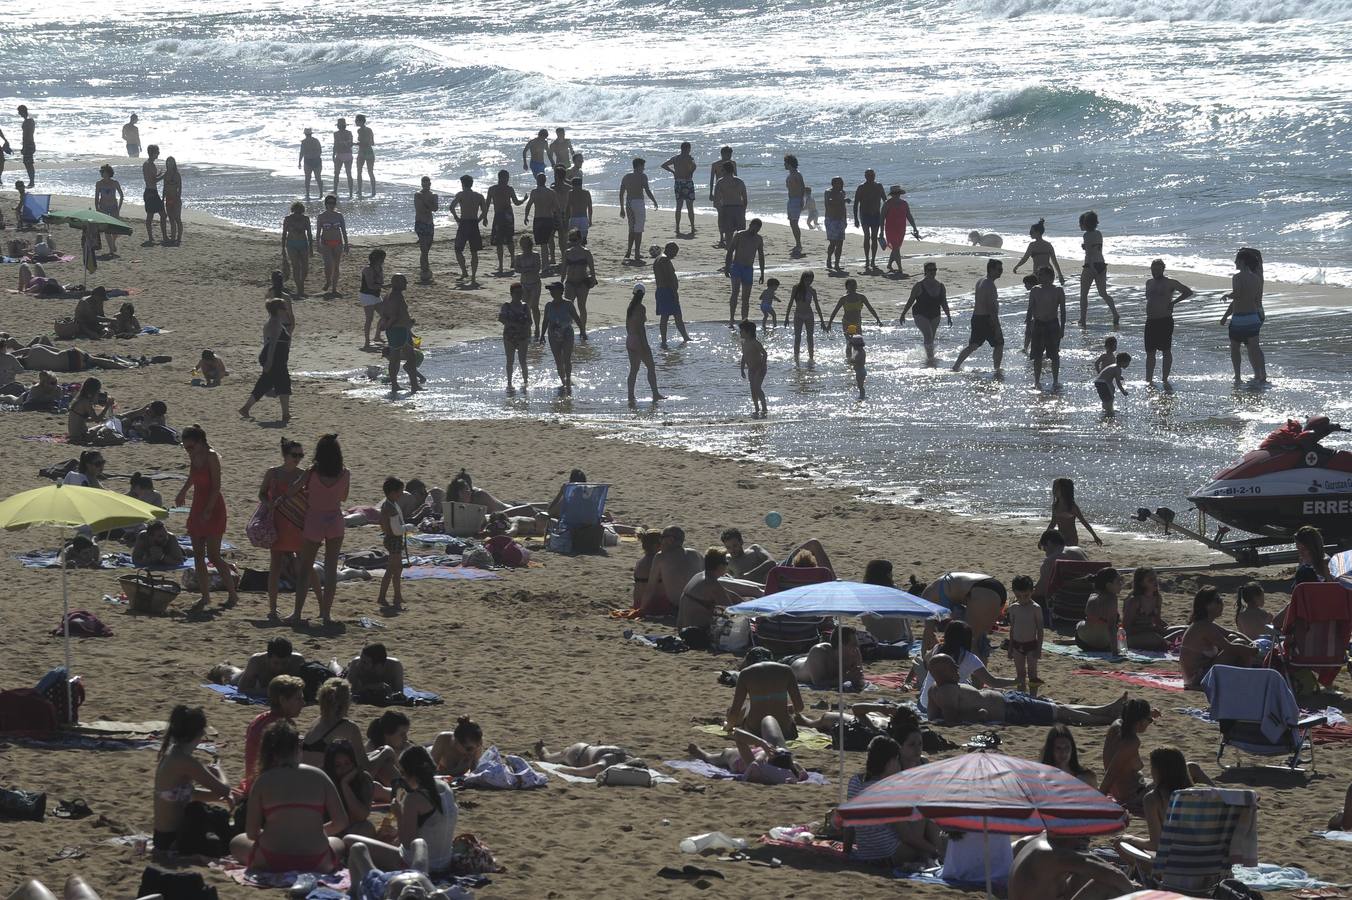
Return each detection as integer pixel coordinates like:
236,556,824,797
1203,664,1325,769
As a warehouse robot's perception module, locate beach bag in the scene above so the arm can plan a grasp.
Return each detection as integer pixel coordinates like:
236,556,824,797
175,801,234,856
679,626,712,651
0,787,46,822
136,866,219,900
449,833,500,875
35,668,84,725
570,522,604,554
245,501,277,549
596,763,655,787
274,487,308,531
713,615,752,654
830,716,884,752
144,423,180,444
0,689,58,734
121,571,181,614
485,535,528,568
343,549,389,569
298,660,335,703
52,609,113,637
54,318,80,340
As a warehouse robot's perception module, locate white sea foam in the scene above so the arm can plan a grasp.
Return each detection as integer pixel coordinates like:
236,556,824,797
970,0,1352,22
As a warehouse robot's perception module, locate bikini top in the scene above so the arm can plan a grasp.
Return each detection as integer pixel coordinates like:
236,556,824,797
301,718,347,754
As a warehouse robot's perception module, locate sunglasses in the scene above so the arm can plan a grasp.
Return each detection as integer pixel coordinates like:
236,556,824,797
287,452,305,459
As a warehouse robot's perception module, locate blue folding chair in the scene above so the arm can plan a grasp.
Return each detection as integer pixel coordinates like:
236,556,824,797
20,193,51,226
549,483,609,554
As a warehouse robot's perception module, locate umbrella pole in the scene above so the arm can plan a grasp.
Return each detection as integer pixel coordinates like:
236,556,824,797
983,815,992,900
837,614,845,804
61,527,72,719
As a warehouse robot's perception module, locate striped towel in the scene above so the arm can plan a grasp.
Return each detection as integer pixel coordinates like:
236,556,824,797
1155,788,1257,893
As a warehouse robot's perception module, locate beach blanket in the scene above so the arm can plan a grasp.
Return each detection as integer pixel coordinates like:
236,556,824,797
532,760,677,785
693,723,832,752
1177,705,1352,744
865,672,910,690
203,682,440,707
402,566,499,581
1043,642,1176,665
666,755,829,785
1074,667,1186,692
17,550,190,571
1316,831,1352,843
757,831,983,886
1232,864,1339,890
0,734,159,751
21,435,70,444
211,861,350,892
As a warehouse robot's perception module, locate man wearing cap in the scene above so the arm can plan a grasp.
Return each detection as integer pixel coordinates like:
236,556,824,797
852,169,887,272
652,242,689,349
298,128,323,200
332,118,354,198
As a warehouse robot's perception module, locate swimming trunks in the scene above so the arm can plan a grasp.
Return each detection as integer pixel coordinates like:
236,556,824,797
1009,639,1041,657
491,210,514,246
303,157,322,173
126,142,140,157
1095,380,1114,404
286,237,309,253
1002,691,1056,726
569,215,590,240
359,147,375,162
719,205,746,234
1029,319,1062,360
1228,312,1262,341
1143,317,1174,353
385,326,410,349
334,151,353,164
626,199,647,233
655,287,680,317
860,212,881,228
532,217,556,246
359,292,382,308
968,314,1004,348
729,262,755,285
673,179,695,202
787,196,804,220
143,188,164,215
760,293,775,314
454,222,483,252
414,220,434,241
530,160,547,177
825,217,846,242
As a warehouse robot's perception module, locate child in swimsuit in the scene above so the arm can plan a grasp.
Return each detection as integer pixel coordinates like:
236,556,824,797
803,187,819,229
1006,575,1043,692
198,350,227,386
846,331,866,400
738,320,768,419
759,277,780,332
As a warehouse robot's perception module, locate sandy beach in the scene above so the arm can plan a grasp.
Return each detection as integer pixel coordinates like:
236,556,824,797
2,181,1350,899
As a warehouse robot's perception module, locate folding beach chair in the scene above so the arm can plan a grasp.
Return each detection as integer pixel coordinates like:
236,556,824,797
1202,664,1325,770
1119,787,1258,896
1046,558,1110,623
1272,582,1352,689
752,564,834,656
19,193,50,227
547,482,609,554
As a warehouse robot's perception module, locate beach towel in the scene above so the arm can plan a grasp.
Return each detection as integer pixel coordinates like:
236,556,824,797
693,723,832,751
1075,667,1186,692
455,746,548,790
1231,865,1338,891
1315,830,1352,843
665,753,830,785
0,734,159,751
865,672,910,690
1043,642,1176,665
21,435,69,444
402,566,499,581
202,683,268,706
532,760,677,786
211,860,350,892
1204,664,1302,744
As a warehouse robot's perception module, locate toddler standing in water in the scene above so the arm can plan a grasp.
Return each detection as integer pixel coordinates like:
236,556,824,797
1006,574,1043,692
1094,335,1118,374
803,187,819,229
1093,352,1131,416
1234,581,1273,641
759,277,780,332
846,328,867,400
738,320,768,418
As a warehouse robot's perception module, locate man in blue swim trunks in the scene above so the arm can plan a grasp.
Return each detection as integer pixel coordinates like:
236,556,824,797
725,219,765,327
926,654,1126,726
449,174,488,286
785,154,807,257
522,128,550,178
853,168,887,272
652,242,689,349
661,142,698,236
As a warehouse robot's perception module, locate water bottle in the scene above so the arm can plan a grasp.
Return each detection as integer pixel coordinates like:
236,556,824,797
679,831,747,854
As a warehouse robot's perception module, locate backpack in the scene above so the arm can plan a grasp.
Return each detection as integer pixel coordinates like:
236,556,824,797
52,609,113,638
450,833,501,875
136,866,219,900
0,689,58,734
297,660,335,703
596,763,655,787
175,801,234,856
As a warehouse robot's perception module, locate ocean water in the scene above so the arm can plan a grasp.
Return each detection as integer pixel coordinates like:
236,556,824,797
5,0,1352,284
348,277,1352,540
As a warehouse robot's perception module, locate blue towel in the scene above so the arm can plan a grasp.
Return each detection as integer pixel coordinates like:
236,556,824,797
202,683,268,705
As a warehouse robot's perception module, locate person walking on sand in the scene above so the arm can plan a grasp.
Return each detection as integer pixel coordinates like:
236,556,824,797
378,274,419,394
653,242,690,349
450,175,488,285
548,127,573,169
550,166,573,266
543,281,584,394
823,176,848,272
568,151,584,185
1219,247,1267,385
881,185,921,275
565,177,592,244
17,105,36,187
163,156,183,245
852,169,886,273
1027,266,1066,389
358,249,386,350
522,129,550,178
175,425,241,613
953,259,1005,374
900,261,953,367
486,169,523,274
784,154,807,257
739,320,769,418
619,158,658,262
625,285,664,406
562,228,596,335
827,277,883,338
93,165,125,257
785,270,825,364
714,160,748,255
1078,211,1118,327
122,113,140,158
332,118,354,198
725,218,765,326
354,114,375,196
1143,259,1193,388
280,202,313,296
141,144,166,244
240,275,296,423
413,176,439,284
708,146,734,247
316,195,349,297
499,282,531,392
289,433,350,628
522,172,560,272
662,141,698,235
298,127,323,200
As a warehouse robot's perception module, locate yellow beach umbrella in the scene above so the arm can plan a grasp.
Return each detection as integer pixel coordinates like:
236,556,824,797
0,484,167,714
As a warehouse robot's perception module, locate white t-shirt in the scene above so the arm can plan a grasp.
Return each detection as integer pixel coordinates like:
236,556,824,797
918,650,987,714
62,471,91,486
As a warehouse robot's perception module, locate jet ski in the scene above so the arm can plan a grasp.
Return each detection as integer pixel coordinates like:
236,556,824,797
1188,416,1352,543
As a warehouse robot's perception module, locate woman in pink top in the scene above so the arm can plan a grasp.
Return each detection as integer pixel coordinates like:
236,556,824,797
288,433,350,626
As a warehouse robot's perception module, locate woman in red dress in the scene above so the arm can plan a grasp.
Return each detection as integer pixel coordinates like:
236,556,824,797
175,425,239,610
258,437,307,621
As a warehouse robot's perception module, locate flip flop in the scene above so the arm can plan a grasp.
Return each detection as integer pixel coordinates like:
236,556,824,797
48,846,85,861
53,799,92,819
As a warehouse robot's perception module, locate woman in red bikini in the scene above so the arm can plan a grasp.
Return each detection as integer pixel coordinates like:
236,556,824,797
289,433,350,626
175,425,240,611
230,720,347,873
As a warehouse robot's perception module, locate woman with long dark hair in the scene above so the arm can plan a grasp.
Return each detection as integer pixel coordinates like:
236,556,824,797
1040,724,1096,787
1049,477,1101,548
1219,247,1267,384
343,745,457,873
289,434,349,626
257,438,306,620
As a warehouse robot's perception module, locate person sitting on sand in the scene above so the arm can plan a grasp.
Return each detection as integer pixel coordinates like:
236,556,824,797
1041,724,1096,787
346,643,405,702
1009,831,1136,900
231,721,348,873
1099,698,1158,813
112,302,140,338
431,716,484,777
631,528,662,610
240,674,306,794
324,739,376,837
677,547,736,644
119,400,173,443
642,525,703,617
197,350,227,386
14,369,61,411
301,679,370,774
1234,582,1274,641
1180,586,1260,688
1076,567,1122,653
366,711,412,787
153,705,231,856
968,230,1003,249
1123,566,1181,651
535,738,644,776
846,734,943,865
61,450,107,488
1034,529,1088,602
131,520,185,568
720,527,774,583
789,625,864,689
1116,747,1195,857
726,654,805,743
444,468,536,517
237,637,306,696
343,745,456,873
926,654,1126,726
687,727,809,785
66,377,125,445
